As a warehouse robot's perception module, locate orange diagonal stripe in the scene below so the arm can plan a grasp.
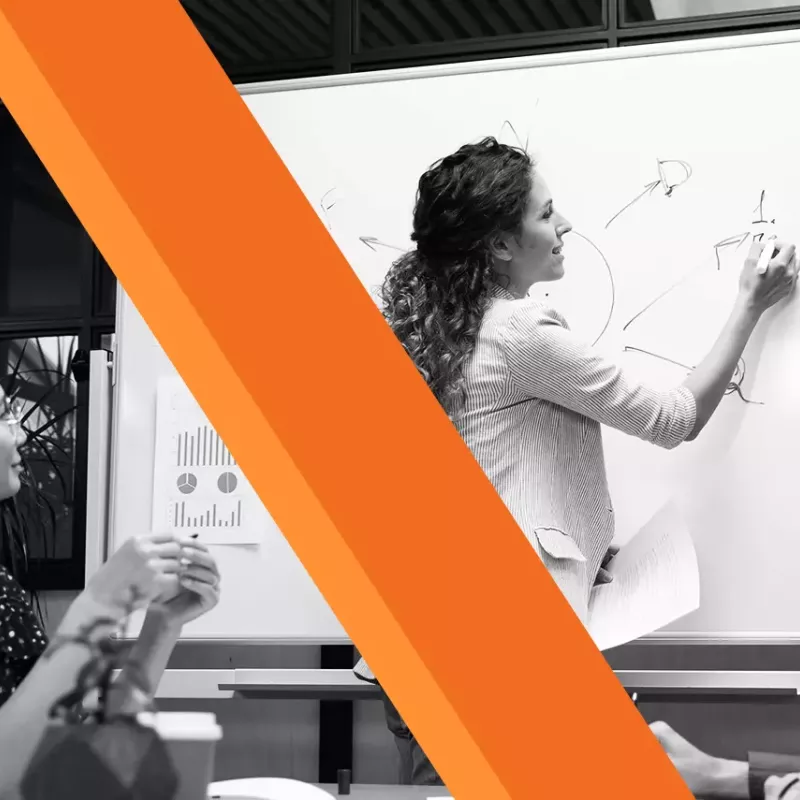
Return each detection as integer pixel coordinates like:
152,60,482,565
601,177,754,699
0,4,692,798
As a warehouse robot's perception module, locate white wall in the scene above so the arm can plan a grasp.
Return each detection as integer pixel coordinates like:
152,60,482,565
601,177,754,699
652,0,800,19
40,589,78,632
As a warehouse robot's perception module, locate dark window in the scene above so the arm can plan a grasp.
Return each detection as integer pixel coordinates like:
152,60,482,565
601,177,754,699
0,106,99,591
0,110,89,320
357,0,605,51
181,0,333,82
0,334,82,587
93,255,117,318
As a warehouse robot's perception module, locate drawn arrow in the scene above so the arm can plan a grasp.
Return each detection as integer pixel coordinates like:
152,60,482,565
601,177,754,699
606,159,694,229
359,236,406,253
605,180,661,229
320,188,337,210
713,232,750,270
712,191,777,269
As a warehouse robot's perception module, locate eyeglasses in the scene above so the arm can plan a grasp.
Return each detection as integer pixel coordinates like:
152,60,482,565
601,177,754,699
0,396,24,433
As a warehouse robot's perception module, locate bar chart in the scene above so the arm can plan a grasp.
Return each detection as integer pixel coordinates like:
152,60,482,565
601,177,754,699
169,498,243,530
176,425,236,468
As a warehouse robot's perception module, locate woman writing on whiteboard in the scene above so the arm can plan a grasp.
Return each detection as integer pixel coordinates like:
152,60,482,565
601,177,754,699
0,390,222,795
354,136,797,784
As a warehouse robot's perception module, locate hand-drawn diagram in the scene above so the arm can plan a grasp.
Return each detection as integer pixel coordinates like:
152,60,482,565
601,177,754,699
359,236,406,254
606,159,693,229
623,347,762,405
620,188,776,406
752,189,776,231
624,188,775,329
558,230,616,346
712,190,776,269
319,159,772,409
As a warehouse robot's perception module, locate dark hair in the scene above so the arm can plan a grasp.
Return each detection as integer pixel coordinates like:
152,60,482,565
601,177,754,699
380,137,533,417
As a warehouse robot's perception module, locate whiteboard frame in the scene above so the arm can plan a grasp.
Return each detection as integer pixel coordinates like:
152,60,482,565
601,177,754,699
235,29,800,96
103,28,800,648
630,633,800,646
85,350,113,583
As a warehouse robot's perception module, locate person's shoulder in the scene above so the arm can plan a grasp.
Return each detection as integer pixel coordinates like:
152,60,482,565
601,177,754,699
492,297,570,342
0,565,47,643
0,567,48,665
0,564,24,598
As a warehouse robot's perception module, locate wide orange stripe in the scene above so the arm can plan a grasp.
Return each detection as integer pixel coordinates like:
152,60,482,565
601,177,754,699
0,19,504,795
0,3,691,798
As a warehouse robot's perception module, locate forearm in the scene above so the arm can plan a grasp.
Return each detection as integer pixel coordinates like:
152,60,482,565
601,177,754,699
107,606,181,714
0,594,119,798
682,297,760,439
703,758,750,799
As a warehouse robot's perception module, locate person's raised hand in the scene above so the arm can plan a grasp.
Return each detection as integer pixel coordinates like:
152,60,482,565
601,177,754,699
738,239,797,316
84,533,184,614
152,538,221,627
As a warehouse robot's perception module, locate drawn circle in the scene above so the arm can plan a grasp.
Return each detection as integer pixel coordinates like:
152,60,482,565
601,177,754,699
177,473,197,494
528,230,615,346
218,472,238,494
723,357,761,404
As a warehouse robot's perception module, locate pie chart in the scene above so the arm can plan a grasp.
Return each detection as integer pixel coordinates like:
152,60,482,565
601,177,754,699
218,472,238,494
177,473,197,494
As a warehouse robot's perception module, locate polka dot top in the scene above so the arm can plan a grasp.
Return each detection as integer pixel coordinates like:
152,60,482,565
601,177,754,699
0,565,47,708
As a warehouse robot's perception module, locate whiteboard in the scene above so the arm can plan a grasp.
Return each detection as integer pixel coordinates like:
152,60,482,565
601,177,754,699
110,30,800,643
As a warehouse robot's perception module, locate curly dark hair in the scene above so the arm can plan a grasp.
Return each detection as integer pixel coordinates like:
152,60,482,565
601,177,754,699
380,137,534,417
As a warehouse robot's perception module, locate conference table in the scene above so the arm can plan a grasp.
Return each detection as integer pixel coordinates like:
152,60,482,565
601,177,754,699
210,783,452,799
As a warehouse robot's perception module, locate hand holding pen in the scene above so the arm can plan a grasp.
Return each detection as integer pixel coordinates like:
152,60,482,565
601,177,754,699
740,236,797,315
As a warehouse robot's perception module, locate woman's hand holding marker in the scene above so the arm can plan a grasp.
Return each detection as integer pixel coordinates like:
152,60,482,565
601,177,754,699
742,237,797,314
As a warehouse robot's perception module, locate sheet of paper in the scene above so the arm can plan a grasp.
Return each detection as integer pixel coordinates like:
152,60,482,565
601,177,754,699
587,501,699,651
151,376,264,545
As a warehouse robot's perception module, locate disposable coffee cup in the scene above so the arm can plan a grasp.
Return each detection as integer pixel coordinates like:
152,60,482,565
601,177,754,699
138,711,222,800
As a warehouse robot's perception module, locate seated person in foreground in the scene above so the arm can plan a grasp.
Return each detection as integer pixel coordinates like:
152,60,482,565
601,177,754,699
0,389,221,796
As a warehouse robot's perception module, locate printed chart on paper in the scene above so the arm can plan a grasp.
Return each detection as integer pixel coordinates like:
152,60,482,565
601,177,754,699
151,376,264,544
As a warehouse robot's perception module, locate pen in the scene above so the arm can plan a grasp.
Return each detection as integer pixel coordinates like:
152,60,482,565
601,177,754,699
756,235,777,275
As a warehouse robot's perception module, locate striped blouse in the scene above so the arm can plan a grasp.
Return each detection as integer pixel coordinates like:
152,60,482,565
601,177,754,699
354,282,697,683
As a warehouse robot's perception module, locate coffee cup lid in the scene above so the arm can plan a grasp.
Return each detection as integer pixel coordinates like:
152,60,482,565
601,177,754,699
137,711,222,741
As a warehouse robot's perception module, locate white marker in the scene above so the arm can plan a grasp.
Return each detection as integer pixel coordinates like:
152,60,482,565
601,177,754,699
756,235,777,275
